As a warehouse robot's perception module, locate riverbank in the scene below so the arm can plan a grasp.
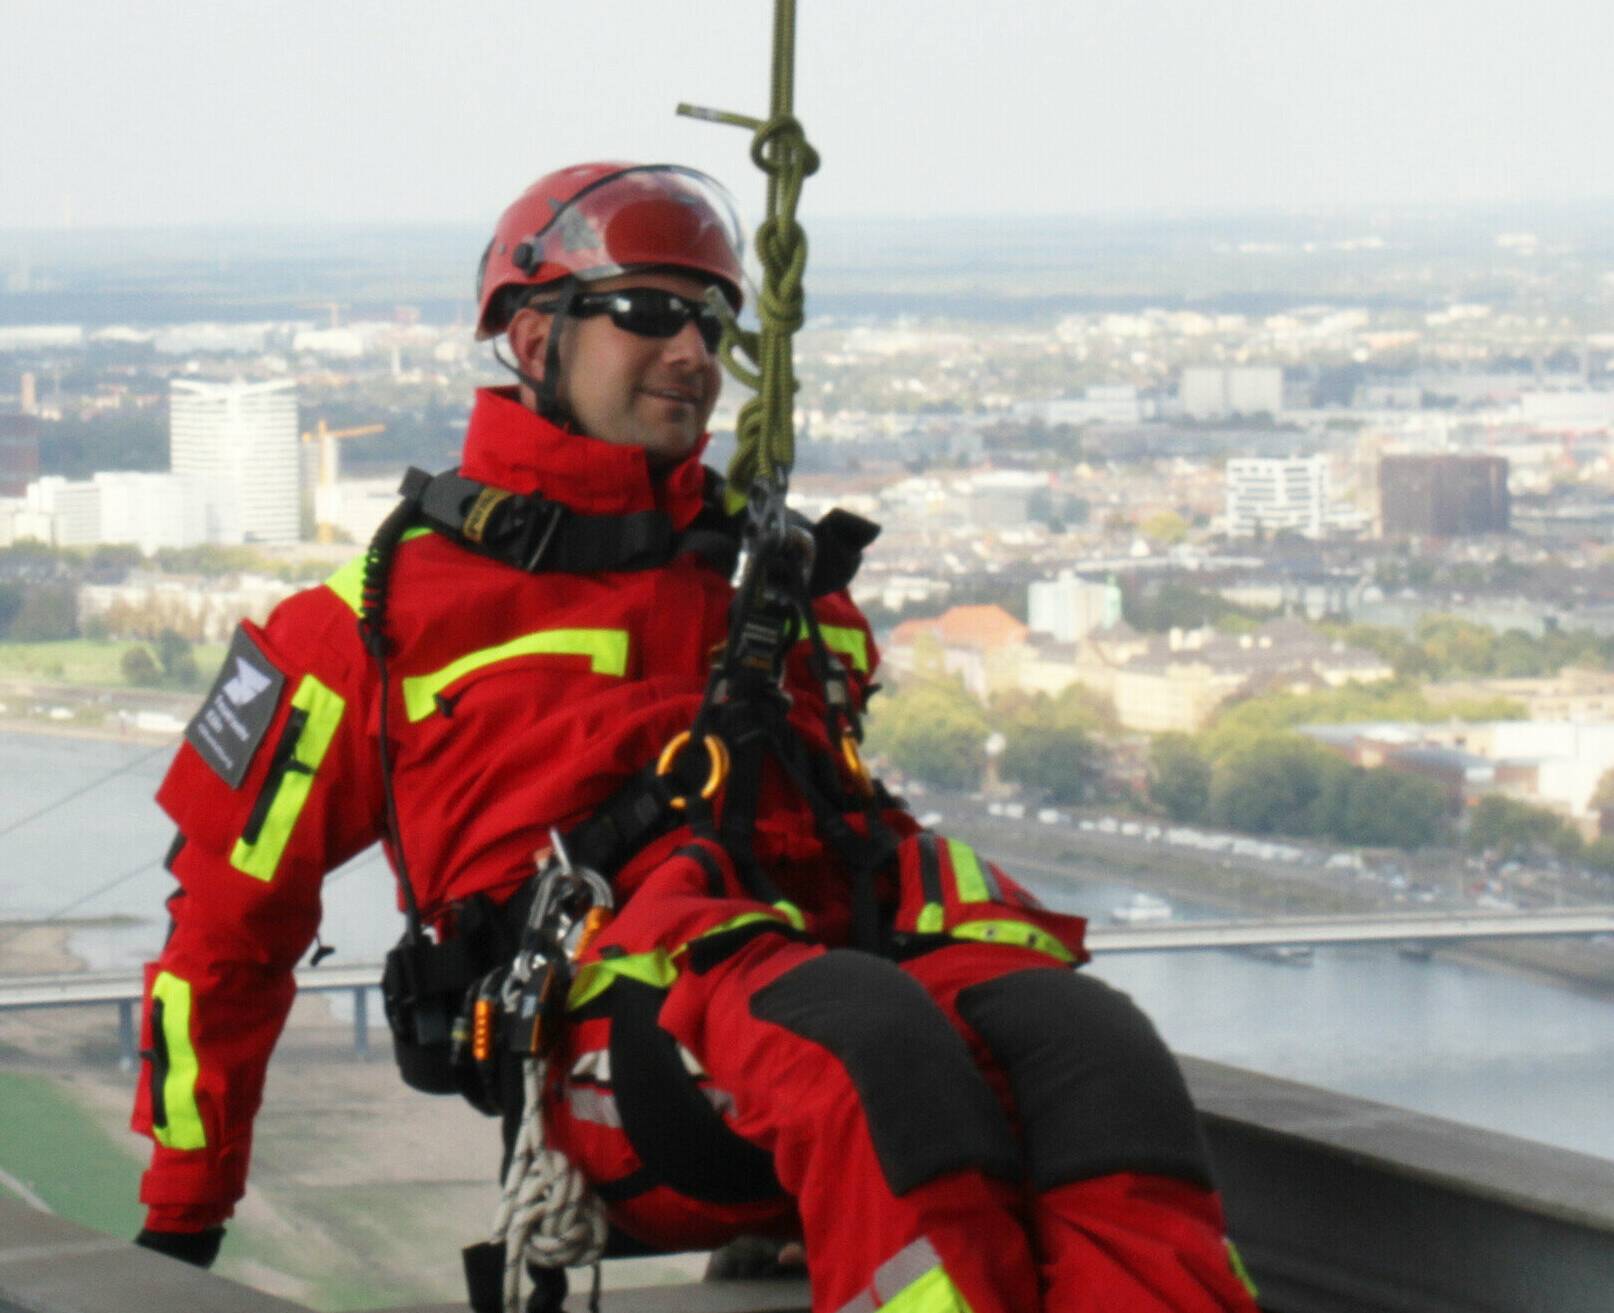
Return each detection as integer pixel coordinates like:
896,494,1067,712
949,806,1614,1000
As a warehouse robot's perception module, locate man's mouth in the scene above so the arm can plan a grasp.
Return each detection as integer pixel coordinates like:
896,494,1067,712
642,385,702,407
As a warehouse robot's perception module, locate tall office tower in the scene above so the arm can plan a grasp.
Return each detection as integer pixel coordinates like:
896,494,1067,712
170,378,299,544
1379,454,1510,536
1224,455,1328,538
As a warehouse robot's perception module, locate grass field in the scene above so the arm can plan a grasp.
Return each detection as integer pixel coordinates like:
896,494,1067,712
0,639,227,688
0,1072,145,1235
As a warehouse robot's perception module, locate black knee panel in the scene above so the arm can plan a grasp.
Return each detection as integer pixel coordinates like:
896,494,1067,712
957,969,1213,1192
750,950,1020,1195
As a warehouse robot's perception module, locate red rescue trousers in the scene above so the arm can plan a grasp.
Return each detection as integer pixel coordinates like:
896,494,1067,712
548,919,1259,1311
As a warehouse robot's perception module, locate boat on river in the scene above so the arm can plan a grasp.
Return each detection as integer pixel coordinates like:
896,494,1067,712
1111,892,1173,925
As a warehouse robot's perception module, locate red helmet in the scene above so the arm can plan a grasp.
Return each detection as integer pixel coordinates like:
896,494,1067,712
475,162,745,339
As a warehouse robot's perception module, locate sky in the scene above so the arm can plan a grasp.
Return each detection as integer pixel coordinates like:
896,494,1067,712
2,0,1612,231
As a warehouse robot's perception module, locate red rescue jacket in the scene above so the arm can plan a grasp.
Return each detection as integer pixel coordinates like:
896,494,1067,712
130,388,883,1227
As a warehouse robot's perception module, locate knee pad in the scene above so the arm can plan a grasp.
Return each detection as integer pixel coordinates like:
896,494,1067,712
957,969,1212,1192
750,950,1019,1195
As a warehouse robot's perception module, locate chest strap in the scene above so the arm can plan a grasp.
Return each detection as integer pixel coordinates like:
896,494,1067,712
403,467,683,574
397,465,878,595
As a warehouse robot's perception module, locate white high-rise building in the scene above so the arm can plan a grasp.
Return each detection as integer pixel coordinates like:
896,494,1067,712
1028,573,1123,643
170,378,299,544
1225,456,1328,538
1181,366,1284,419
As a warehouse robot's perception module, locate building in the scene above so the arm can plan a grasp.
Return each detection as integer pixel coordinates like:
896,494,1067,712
885,604,1031,701
1027,572,1122,643
1181,366,1283,419
170,378,299,544
1303,718,1614,830
1074,619,1394,733
1224,455,1328,538
8,472,209,552
0,415,41,496
1379,454,1509,537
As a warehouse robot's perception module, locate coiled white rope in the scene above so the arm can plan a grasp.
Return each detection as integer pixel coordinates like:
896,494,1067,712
492,1054,608,1312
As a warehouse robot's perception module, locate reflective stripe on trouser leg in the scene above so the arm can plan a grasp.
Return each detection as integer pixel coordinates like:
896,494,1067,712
835,1237,975,1313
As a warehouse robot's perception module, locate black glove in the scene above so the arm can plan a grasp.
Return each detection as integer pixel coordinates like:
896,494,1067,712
135,1226,225,1269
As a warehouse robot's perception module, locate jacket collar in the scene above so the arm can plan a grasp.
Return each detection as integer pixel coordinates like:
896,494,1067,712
458,387,710,529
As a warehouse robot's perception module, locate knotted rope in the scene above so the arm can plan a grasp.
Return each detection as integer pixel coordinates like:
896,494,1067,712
493,1054,607,1313
680,0,819,510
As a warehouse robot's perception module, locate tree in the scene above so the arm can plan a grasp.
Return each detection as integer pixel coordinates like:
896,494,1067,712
1000,720,1096,803
121,645,162,687
0,583,23,637
1147,734,1211,822
864,678,991,791
8,583,78,641
1140,510,1188,547
156,628,200,688
1465,795,1582,860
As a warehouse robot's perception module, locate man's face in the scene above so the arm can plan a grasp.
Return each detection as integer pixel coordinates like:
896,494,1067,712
512,270,723,468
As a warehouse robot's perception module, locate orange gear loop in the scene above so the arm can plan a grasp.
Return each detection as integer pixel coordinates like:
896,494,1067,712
840,733,874,798
656,731,730,810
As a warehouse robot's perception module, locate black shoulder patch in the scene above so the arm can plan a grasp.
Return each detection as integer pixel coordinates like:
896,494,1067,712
184,627,287,788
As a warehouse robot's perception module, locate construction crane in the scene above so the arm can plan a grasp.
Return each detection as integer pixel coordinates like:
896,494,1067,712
300,419,385,542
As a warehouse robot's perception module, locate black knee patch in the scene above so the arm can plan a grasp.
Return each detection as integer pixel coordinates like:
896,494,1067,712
957,969,1213,1192
608,980,783,1205
750,950,1019,1195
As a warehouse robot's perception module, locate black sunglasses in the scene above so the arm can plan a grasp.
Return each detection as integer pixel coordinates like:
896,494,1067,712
534,288,726,352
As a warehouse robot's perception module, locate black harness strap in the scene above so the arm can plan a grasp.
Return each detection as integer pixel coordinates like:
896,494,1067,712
412,468,676,575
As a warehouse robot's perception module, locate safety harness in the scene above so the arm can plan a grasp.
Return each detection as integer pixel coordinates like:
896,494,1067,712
359,457,882,1310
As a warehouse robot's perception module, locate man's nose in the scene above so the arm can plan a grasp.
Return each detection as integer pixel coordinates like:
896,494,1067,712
663,317,714,364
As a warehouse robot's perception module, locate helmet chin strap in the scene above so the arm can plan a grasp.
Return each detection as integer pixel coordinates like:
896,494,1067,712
494,283,579,427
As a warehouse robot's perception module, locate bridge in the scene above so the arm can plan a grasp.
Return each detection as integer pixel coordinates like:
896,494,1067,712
2,906,1611,1068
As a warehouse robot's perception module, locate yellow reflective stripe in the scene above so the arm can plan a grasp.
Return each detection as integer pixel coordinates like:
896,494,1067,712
323,526,434,614
568,950,677,1011
949,918,1077,964
689,907,799,943
1227,1240,1259,1300
230,675,346,882
773,900,806,931
402,628,629,722
880,1266,973,1313
945,839,990,903
916,903,946,934
150,971,206,1150
818,624,870,673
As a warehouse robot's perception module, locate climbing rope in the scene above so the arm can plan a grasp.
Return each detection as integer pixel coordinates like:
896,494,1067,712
493,1052,607,1313
679,0,819,510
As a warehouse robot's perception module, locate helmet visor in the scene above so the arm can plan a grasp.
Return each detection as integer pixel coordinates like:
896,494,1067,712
520,165,746,309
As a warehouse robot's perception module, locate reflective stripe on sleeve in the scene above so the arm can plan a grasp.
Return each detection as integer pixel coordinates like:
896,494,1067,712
230,675,346,882
322,527,434,614
401,628,629,722
944,839,991,903
150,971,206,1151
817,624,870,673
948,918,1077,964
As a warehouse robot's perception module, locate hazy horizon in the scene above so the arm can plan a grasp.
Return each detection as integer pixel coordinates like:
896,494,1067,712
4,1,1611,229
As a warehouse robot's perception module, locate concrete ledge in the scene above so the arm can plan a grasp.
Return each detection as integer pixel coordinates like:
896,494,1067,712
0,1201,310,1313
5,1061,1612,1313
1185,1056,1614,1312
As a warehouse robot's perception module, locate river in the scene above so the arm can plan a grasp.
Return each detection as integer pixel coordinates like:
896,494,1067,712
4,729,1612,1162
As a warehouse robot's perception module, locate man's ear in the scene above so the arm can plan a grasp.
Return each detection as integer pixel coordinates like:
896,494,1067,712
506,306,550,381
